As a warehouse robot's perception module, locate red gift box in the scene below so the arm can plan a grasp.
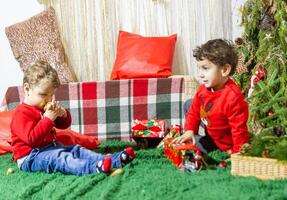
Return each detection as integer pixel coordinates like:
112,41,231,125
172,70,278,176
132,119,166,138
132,119,166,148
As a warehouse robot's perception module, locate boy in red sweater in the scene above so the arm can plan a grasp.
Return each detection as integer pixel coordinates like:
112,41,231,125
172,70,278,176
173,39,248,154
11,61,135,175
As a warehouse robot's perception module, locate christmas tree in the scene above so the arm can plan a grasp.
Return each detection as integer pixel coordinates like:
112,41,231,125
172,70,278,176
233,0,287,160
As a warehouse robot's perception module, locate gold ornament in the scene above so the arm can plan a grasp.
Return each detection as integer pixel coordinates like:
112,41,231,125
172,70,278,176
6,168,14,175
110,168,124,176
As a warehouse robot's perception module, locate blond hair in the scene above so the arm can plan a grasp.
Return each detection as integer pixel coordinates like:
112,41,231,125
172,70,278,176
23,61,60,88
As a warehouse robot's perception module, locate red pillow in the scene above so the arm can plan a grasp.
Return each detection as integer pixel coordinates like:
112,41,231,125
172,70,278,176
0,110,14,155
56,129,99,150
110,31,177,80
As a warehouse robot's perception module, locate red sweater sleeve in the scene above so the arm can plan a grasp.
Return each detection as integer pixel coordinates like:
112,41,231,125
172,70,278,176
184,89,201,133
227,97,249,153
54,110,72,129
11,109,55,148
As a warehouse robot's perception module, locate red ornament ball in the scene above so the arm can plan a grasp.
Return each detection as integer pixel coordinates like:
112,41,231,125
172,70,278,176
218,161,227,168
268,111,273,116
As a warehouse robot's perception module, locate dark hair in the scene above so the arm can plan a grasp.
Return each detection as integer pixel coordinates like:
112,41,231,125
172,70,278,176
23,61,60,88
193,39,238,75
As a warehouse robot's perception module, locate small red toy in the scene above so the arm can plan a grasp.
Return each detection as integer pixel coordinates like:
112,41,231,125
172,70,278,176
164,138,204,172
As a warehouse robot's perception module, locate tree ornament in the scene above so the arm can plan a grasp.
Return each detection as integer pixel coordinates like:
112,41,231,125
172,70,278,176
259,13,276,31
218,161,227,168
273,126,286,137
235,37,244,45
267,111,273,116
248,66,266,97
236,53,248,75
263,33,273,41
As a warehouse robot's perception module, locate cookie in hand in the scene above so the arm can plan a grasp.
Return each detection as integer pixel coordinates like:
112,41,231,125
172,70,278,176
43,102,54,111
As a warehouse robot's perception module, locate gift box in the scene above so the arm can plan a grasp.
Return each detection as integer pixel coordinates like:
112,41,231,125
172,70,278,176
164,138,204,172
132,119,166,148
132,119,166,138
157,124,181,149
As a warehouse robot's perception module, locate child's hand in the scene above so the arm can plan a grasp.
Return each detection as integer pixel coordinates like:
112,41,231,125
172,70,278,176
44,100,56,111
51,102,67,118
43,101,67,120
172,130,196,144
43,109,59,121
56,106,67,118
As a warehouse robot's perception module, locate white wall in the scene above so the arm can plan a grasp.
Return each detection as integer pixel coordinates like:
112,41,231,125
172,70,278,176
0,0,43,102
0,0,245,102
231,0,247,40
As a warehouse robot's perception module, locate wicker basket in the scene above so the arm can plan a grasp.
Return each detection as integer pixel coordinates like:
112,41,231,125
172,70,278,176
231,154,287,180
169,75,200,100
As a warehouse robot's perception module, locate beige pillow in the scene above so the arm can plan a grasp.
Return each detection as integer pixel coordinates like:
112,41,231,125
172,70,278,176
5,7,76,83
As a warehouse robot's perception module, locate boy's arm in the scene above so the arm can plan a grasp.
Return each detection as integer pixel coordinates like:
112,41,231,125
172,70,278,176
228,98,249,153
173,91,201,144
11,110,55,148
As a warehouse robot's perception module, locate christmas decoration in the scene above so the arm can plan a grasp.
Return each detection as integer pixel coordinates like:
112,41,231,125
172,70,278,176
132,119,166,148
218,161,227,168
6,168,14,175
132,119,166,138
247,65,266,97
234,0,287,161
259,13,276,31
157,124,181,149
273,126,286,137
164,138,205,172
233,36,256,96
236,53,248,75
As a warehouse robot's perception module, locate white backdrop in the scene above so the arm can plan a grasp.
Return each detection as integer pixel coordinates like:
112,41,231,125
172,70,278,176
0,0,245,102
41,0,233,82
0,0,43,102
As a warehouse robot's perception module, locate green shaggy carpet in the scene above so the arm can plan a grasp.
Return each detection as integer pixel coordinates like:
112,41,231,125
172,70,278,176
0,141,286,200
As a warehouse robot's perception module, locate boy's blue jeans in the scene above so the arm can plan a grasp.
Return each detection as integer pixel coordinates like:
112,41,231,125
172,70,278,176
184,99,218,154
21,142,123,175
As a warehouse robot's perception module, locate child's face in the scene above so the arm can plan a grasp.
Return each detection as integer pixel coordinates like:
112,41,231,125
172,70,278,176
197,59,229,91
24,79,56,109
